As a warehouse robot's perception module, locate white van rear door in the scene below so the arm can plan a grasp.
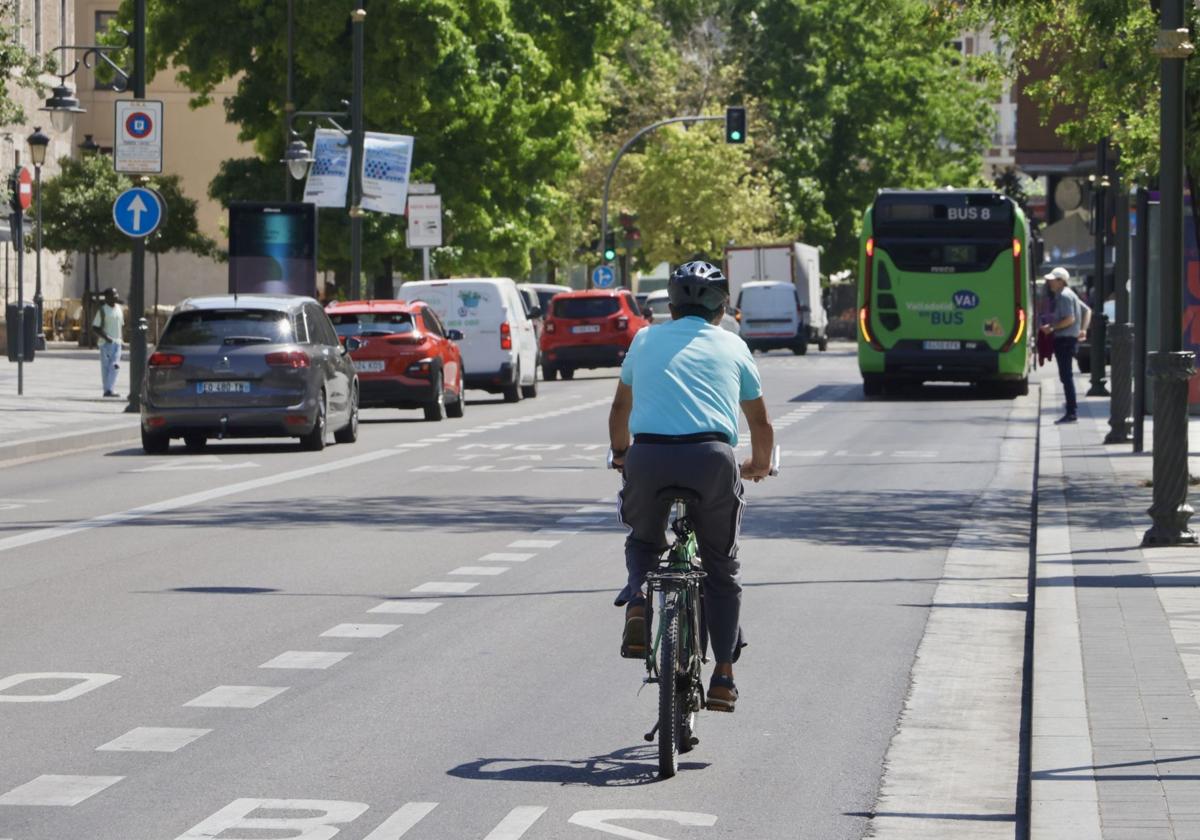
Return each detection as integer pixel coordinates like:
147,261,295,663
740,285,799,337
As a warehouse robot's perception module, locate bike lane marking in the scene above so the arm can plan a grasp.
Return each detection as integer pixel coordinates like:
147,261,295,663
183,685,288,709
0,774,123,806
367,600,442,614
259,651,350,670
96,727,211,753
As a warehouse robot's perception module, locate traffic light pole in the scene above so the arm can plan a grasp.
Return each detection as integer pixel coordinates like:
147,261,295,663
125,0,147,413
596,115,723,288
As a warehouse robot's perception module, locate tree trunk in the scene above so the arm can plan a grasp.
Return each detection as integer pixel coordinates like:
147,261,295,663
372,256,393,299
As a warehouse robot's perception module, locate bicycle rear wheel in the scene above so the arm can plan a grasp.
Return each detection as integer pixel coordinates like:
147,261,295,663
658,599,683,778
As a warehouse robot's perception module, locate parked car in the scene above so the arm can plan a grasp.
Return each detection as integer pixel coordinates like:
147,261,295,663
540,289,648,380
326,299,465,421
643,289,740,334
736,280,808,354
401,278,539,402
140,294,358,454
520,282,570,317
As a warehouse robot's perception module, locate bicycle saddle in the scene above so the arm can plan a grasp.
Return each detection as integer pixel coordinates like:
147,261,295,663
656,486,701,504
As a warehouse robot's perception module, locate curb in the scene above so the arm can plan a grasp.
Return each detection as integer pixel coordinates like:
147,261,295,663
0,422,141,467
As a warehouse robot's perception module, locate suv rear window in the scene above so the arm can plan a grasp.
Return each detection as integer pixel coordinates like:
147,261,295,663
553,297,620,319
160,309,295,346
329,312,415,337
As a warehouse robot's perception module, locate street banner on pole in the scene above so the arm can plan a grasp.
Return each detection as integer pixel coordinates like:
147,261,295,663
361,132,414,215
302,128,351,208
406,195,442,248
114,100,163,174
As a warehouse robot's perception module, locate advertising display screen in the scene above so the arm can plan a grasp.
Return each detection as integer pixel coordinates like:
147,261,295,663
228,203,317,297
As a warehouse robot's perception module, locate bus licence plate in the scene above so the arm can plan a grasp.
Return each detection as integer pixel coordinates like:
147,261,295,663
923,341,961,351
197,381,251,394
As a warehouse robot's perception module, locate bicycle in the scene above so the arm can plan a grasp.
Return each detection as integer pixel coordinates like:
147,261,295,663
609,444,779,779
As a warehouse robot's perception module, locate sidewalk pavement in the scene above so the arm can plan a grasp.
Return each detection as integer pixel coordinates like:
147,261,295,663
1033,370,1200,839
0,343,139,464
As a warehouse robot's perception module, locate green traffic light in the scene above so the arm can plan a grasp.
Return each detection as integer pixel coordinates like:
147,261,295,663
604,250,616,261
730,131,742,141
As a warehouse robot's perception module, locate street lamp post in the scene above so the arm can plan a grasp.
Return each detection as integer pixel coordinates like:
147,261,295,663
1087,138,1110,397
281,4,366,300
25,127,49,351
1143,0,1196,546
40,0,148,412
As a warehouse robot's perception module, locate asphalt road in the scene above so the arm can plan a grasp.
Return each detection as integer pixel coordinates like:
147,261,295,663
0,347,1033,839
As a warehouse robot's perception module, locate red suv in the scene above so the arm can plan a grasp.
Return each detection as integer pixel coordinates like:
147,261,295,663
326,300,465,421
540,289,648,380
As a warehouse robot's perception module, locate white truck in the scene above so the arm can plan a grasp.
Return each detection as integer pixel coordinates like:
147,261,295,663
724,243,828,352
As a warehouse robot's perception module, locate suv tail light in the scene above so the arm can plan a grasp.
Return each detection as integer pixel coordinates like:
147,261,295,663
148,352,184,368
545,320,556,334
616,316,629,330
388,333,424,345
266,350,310,368
500,322,512,350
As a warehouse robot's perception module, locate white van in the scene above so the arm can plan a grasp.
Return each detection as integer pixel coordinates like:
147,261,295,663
401,278,539,401
736,280,806,354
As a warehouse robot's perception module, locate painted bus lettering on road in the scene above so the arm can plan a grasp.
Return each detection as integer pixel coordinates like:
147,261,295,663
175,800,718,840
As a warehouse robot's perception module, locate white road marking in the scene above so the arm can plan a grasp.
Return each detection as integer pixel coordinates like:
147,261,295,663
508,540,558,549
450,566,509,576
412,581,478,594
97,726,210,753
184,685,288,709
534,528,579,536
786,450,827,457
130,456,259,473
575,506,613,513
320,623,400,638
394,443,430,448
568,810,718,839
368,600,442,615
557,516,608,524
0,448,404,555
484,806,548,840
362,802,439,839
175,798,368,840
480,552,536,562
0,775,123,806
259,651,350,670
0,672,119,703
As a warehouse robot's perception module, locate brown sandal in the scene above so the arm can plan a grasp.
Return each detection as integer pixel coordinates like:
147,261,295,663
620,605,646,659
706,674,738,712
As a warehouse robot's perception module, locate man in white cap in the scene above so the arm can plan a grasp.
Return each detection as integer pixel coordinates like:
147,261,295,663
1039,267,1091,423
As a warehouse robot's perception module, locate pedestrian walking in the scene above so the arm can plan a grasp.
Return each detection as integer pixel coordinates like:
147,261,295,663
1039,267,1091,424
92,288,125,398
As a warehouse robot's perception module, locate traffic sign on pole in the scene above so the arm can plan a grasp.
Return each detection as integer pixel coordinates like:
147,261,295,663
114,100,164,174
8,167,32,213
591,265,615,289
113,187,165,238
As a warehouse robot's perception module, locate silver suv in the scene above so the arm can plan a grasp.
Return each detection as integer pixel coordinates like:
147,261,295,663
140,295,359,454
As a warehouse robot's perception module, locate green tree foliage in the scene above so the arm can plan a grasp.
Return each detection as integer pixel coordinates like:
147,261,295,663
966,0,1200,188
0,0,45,128
131,0,614,283
730,0,1000,271
38,155,215,267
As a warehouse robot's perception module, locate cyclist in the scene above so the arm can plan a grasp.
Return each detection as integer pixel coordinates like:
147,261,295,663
608,260,775,713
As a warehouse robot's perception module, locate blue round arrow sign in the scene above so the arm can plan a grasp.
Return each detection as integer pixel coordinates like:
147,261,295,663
112,186,164,238
592,265,615,289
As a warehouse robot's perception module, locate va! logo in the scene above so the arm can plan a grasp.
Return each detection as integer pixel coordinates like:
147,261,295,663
953,291,980,310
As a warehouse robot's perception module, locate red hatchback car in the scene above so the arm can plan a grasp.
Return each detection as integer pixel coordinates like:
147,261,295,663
540,289,648,380
326,300,465,421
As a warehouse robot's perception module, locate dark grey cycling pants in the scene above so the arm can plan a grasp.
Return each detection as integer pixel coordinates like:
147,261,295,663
615,440,746,664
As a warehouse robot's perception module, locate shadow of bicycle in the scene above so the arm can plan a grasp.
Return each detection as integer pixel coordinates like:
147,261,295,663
447,744,708,786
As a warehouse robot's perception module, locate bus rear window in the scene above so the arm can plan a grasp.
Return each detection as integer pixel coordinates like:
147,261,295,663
876,240,1009,273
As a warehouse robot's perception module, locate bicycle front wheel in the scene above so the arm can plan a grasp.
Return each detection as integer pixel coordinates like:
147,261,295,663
658,600,682,778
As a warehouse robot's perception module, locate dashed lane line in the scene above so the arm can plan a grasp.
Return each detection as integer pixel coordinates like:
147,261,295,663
412,581,478,594
479,552,536,562
367,600,442,615
319,623,401,638
183,685,289,709
96,727,211,753
449,566,509,576
259,651,350,670
0,774,123,806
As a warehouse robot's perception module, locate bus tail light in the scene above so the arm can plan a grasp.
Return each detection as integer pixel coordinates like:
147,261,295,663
500,322,512,350
860,238,884,350
1000,238,1026,352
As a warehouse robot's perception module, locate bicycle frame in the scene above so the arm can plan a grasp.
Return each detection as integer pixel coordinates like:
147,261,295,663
642,502,707,684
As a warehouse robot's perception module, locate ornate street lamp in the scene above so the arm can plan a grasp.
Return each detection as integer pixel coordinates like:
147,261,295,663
77,134,101,156
282,135,316,182
25,127,49,350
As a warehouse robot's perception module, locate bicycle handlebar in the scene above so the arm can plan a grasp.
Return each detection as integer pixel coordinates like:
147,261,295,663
606,444,782,476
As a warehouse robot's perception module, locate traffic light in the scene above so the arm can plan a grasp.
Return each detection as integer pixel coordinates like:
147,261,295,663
603,231,617,262
725,106,746,144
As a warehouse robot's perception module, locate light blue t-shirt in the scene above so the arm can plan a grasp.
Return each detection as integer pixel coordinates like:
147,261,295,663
620,317,762,446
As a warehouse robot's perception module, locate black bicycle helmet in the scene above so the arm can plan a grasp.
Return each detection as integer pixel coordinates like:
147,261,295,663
667,260,730,310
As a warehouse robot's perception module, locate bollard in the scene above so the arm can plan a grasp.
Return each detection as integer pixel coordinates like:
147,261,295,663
1105,322,1134,443
1143,350,1198,545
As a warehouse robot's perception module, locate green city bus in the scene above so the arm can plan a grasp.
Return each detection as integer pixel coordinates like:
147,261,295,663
856,189,1034,397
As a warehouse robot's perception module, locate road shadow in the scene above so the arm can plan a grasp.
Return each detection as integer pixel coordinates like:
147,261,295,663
447,744,707,787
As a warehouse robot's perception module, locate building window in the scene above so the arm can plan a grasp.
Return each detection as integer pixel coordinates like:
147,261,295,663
93,10,117,88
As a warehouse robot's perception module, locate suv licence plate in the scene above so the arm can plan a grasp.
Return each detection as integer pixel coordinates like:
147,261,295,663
197,381,251,394
571,324,601,334
923,341,961,351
